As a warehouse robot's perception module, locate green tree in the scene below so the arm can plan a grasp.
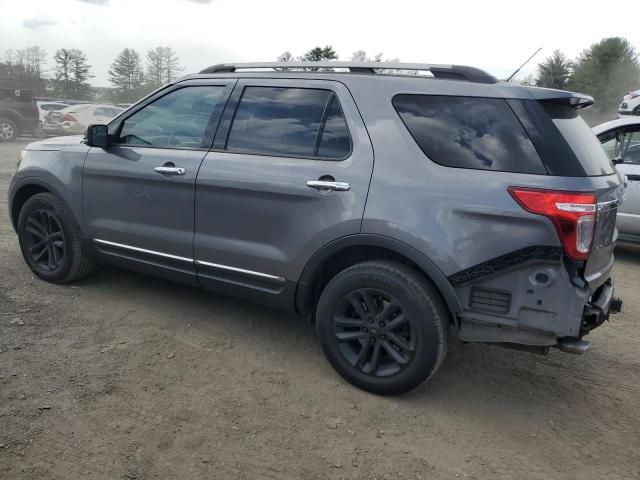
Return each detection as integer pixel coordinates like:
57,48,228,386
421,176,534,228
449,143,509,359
277,51,293,62
302,46,338,62
535,50,572,89
53,48,92,99
145,46,183,90
568,37,640,123
109,48,145,103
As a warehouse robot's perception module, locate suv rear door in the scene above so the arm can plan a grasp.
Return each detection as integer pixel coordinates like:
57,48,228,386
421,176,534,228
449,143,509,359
194,78,374,306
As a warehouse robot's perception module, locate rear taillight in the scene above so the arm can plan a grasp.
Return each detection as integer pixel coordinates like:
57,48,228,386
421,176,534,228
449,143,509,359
63,114,76,122
509,187,596,261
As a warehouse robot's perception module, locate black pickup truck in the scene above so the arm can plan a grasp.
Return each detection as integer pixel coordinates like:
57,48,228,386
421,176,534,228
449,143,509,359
0,88,39,141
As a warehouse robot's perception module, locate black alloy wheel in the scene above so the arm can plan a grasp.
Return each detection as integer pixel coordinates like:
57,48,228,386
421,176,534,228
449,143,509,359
332,288,415,377
24,208,66,272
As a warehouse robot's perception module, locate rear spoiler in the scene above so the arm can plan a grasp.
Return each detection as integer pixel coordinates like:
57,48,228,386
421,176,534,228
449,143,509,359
522,86,594,109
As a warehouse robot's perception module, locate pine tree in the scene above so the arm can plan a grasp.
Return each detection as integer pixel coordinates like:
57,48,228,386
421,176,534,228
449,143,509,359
145,47,183,89
302,46,338,62
53,48,92,99
535,50,572,90
109,48,145,103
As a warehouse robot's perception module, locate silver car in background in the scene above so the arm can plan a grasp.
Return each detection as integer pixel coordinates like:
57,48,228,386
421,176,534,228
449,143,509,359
594,117,640,242
45,104,124,135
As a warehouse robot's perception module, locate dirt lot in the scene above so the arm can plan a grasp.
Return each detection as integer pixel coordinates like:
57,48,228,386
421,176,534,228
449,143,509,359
1,138,639,480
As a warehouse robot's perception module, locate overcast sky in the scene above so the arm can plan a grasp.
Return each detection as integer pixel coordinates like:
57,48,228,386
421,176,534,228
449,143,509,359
1,0,639,87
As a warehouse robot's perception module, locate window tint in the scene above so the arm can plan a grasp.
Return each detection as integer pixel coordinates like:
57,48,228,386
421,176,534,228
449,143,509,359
226,86,350,159
317,95,351,159
118,86,225,149
542,103,614,176
393,95,546,174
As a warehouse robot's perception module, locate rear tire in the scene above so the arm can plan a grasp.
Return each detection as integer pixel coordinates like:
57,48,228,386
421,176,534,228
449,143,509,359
316,261,448,395
0,118,18,141
17,193,95,283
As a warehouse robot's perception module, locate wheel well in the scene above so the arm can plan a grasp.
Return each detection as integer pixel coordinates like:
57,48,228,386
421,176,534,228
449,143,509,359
0,110,22,127
11,184,50,229
300,245,451,319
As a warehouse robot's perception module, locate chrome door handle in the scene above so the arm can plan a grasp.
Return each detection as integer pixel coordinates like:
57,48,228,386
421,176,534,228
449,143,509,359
306,180,350,192
154,166,186,176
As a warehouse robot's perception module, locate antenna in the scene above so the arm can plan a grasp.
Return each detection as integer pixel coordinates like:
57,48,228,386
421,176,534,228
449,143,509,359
506,47,542,82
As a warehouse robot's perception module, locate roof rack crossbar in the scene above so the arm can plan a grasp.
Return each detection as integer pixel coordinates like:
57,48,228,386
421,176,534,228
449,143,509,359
199,62,498,84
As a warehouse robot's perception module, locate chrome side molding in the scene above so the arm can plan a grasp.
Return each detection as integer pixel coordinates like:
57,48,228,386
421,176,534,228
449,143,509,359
195,260,284,282
93,239,193,263
93,239,284,282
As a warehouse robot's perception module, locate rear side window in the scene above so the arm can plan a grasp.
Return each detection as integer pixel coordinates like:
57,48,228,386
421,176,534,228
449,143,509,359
226,86,351,159
393,95,546,174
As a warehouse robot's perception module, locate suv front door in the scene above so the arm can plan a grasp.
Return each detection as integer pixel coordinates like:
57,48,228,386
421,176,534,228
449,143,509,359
194,79,374,306
83,80,235,283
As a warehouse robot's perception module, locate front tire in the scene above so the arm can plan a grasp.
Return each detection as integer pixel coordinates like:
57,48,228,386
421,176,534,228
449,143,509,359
316,261,448,395
17,193,95,283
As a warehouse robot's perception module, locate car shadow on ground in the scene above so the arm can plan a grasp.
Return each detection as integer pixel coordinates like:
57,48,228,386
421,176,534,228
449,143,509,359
77,263,606,416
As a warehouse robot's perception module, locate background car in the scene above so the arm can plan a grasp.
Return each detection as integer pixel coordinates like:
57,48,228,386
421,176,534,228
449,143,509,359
618,90,640,116
594,116,640,242
0,88,39,141
46,104,124,135
36,101,69,124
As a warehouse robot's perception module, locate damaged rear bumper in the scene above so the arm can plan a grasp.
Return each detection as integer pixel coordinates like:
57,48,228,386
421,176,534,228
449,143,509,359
580,279,622,335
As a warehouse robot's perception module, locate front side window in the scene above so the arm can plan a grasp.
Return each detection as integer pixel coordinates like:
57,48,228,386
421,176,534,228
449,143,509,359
226,86,351,159
117,86,226,149
393,95,546,174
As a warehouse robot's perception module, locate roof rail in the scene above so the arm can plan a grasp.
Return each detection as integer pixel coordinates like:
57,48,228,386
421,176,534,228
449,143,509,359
199,62,498,84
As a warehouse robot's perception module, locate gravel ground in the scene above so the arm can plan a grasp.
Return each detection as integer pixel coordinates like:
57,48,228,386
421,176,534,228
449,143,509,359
1,138,639,480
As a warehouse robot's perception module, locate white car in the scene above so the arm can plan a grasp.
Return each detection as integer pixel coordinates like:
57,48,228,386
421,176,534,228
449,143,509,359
36,101,69,123
594,117,640,242
48,104,124,135
618,89,640,116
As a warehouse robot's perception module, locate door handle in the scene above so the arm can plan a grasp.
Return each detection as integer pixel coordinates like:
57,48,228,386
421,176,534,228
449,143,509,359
306,180,350,192
154,166,186,176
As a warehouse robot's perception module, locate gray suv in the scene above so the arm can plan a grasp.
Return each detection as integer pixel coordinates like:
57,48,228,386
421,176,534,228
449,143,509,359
8,62,624,395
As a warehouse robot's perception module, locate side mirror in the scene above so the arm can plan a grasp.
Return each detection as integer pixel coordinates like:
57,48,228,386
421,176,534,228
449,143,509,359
86,124,110,148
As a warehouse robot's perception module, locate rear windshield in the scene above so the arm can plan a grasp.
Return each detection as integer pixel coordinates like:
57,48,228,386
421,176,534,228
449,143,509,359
542,103,614,176
66,105,90,113
393,95,546,174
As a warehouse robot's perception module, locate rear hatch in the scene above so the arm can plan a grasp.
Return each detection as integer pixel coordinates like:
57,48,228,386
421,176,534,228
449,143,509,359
510,95,622,290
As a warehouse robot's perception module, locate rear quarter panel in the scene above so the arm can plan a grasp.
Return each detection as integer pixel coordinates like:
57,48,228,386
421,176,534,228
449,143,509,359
348,77,624,279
